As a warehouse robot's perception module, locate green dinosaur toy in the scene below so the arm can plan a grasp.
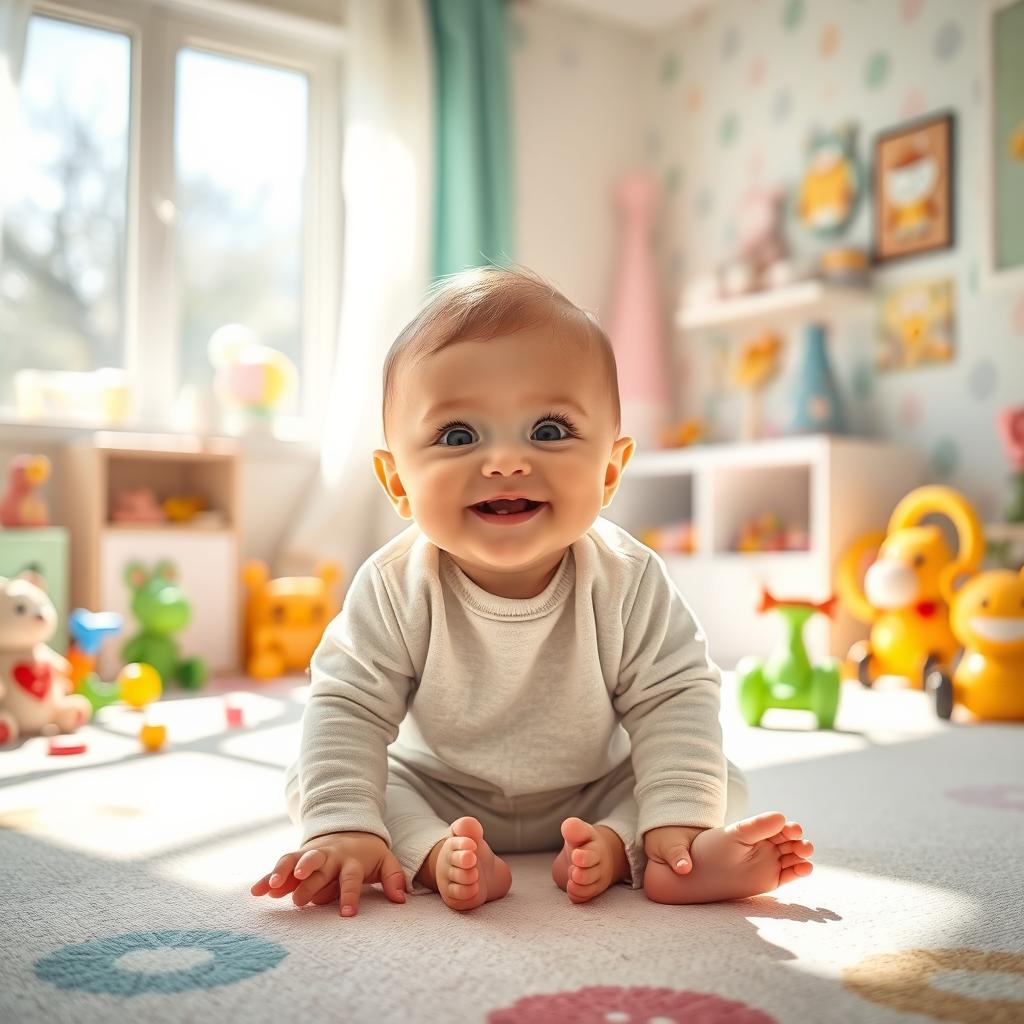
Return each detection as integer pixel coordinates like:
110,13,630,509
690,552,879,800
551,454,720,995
736,588,841,730
122,560,207,690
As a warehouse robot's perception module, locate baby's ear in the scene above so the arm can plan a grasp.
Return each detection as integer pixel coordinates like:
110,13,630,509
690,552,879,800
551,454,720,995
372,449,411,518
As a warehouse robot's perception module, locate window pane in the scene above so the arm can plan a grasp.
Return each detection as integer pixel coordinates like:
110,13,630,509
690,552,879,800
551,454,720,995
175,49,308,406
0,16,131,406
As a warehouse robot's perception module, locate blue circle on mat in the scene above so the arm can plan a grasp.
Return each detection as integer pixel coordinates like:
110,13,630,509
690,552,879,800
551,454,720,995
34,930,287,995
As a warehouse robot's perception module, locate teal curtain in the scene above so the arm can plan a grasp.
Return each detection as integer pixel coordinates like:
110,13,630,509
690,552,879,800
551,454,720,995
426,0,514,279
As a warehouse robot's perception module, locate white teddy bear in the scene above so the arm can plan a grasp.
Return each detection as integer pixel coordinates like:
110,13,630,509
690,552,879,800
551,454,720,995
0,573,92,745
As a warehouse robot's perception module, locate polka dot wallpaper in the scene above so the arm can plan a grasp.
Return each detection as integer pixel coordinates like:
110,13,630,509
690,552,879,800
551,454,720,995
511,0,1024,522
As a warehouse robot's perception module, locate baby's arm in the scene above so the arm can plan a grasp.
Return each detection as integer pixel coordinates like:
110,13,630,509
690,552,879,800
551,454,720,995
613,553,727,840
261,560,416,907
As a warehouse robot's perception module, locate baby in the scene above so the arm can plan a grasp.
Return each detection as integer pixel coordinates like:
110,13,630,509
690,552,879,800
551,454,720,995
251,267,814,917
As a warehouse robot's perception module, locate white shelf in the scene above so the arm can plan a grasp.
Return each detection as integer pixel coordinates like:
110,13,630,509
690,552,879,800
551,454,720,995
676,279,872,331
607,435,927,668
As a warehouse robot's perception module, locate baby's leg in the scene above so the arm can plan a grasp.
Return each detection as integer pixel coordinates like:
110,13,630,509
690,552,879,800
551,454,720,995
643,762,815,904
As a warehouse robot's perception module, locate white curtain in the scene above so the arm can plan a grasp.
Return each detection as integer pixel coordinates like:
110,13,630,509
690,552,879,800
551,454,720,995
0,0,33,259
278,0,434,582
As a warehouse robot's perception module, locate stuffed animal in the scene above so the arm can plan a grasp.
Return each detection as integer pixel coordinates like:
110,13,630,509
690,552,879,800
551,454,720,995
122,560,207,689
0,573,92,745
243,560,340,679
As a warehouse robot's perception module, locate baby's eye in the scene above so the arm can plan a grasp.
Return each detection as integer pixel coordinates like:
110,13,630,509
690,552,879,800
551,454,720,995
532,421,568,442
437,423,476,447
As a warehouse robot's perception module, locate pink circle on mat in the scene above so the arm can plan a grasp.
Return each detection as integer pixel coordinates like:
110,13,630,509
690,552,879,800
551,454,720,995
488,986,778,1024
946,785,1024,811
1013,296,1024,336
748,56,766,86
901,0,924,21
900,392,923,429
902,88,926,119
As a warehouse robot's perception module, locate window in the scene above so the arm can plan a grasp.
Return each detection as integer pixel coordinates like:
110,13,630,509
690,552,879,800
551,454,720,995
0,16,131,403
0,0,342,434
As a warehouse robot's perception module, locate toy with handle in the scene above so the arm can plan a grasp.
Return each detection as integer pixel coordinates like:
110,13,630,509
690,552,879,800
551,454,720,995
837,485,983,689
736,588,841,730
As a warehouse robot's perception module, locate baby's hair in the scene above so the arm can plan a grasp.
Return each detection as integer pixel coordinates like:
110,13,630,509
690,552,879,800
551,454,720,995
381,265,621,443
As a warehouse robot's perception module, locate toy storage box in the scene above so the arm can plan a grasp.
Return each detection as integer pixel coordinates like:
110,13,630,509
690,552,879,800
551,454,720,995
61,433,241,678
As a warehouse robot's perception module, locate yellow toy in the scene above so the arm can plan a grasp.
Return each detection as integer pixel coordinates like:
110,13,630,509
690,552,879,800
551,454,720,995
927,568,1024,721
117,662,162,709
243,560,341,679
140,721,167,752
836,486,983,687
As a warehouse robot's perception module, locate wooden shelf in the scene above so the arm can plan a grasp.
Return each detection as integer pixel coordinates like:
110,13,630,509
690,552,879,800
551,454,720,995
676,279,872,331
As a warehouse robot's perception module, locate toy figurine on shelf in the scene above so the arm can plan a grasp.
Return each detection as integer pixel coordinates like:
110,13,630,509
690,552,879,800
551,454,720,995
243,560,341,679
730,331,783,441
658,418,703,449
837,485,983,693
122,560,207,689
639,521,695,555
0,454,51,528
736,588,841,730
925,566,1024,722
735,512,809,553
112,487,165,524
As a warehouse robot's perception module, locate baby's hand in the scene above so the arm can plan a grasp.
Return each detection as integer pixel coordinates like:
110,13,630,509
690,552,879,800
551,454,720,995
250,830,407,917
643,824,706,876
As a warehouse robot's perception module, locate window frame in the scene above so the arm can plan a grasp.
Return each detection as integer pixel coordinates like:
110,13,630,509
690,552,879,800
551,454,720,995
12,0,344,437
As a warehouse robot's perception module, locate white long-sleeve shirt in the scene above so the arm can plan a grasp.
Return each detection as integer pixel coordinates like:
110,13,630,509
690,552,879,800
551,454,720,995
294,516,727,847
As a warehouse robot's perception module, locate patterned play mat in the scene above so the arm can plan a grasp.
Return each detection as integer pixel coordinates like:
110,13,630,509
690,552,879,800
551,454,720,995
0,674,1021,1023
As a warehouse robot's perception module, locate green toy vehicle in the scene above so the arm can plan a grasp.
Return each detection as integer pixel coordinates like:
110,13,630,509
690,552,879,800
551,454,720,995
736,589,841,730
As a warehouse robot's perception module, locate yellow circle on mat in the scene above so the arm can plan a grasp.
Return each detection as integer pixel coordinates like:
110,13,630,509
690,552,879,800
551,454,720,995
843,948,1024,1023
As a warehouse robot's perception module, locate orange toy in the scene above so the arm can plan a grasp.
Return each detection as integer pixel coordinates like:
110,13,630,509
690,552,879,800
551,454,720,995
928,568,1024,721
836,486,983,687
243,560,341,679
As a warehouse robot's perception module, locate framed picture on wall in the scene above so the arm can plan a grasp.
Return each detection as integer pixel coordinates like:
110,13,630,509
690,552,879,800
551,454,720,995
873,112,954,264
985,0,1024,289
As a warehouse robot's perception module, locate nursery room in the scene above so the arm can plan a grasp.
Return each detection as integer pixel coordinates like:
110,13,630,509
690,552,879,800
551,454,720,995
0,0,1022,1020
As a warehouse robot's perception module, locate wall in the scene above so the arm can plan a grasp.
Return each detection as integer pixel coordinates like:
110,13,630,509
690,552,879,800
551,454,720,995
509,0,651,324
644,0,1024,521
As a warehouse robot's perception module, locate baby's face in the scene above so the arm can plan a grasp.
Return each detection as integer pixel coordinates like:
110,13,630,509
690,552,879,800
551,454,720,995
374,324,634,578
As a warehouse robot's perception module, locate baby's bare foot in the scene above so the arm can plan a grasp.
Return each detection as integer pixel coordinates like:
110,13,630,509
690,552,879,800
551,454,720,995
551,817,629,904
643,812,814,905
434,816,512,912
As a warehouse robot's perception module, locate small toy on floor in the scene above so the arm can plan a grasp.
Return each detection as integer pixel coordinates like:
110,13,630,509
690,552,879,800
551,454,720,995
736,588,841,730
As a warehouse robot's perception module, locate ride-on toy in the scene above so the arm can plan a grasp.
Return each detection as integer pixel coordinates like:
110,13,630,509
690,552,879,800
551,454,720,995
736,588,841,730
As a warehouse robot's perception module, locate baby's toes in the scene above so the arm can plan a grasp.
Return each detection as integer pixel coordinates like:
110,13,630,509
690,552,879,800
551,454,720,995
779,861,814,885
776,839,814,858
451,849,477,869
447,864,479,886
571,848,600,869
571,863,602,886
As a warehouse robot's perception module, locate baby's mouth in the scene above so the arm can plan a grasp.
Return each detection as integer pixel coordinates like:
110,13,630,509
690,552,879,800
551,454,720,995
469,498,545,516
